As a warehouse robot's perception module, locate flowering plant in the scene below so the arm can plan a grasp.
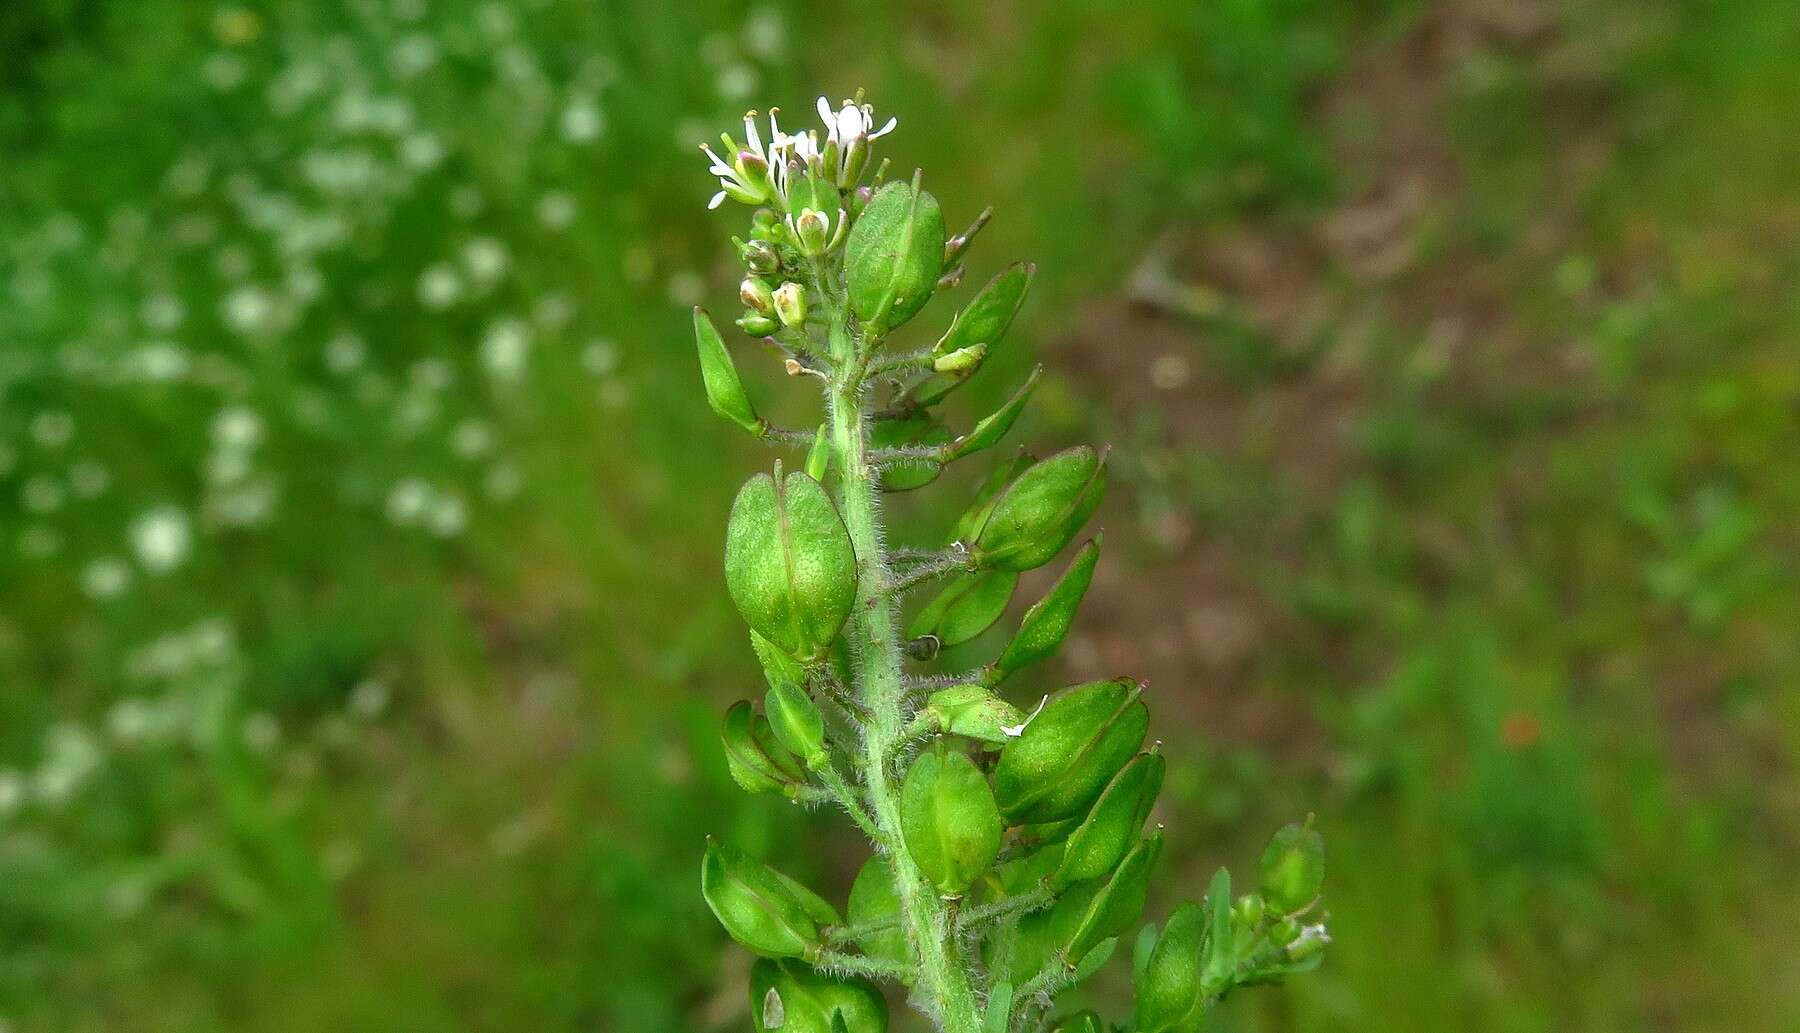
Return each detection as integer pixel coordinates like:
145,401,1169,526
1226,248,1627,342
694,94,1330,1033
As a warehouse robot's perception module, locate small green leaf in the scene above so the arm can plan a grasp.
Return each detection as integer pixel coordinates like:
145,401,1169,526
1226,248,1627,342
1202,867,1235,988
694,307,762,435
983,981,1013,1033
994,535,1101,681
1134,903,1207,1033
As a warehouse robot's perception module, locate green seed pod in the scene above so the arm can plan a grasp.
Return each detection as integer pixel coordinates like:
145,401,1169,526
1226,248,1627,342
738,311,780,337
952,452,1034,544
694,307,762,437
908,570,1018,647
750,958,889,1033
993,678,1149,824
1066,828,1163,960
846,857,910,975
869,411,953,491
701,838,838,958
765,681,827,769
933,261,1034,360
1052,749,1164,890
725,465,858,662
920,684,1029,746
741,277,776,315
943,366,1041,463
1201,867,1236,988
1133,902,1207,1033
804,424,831,482
844,176,946,330
971,446,1107,572
1234,893,1265,928
1009,880,1097,977
1259,819,1324,914
721,699,806,795
900,743,1003,896
993,535,1101,682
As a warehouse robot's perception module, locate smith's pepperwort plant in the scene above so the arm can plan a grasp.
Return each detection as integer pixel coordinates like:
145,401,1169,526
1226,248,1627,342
694,94,1330,1033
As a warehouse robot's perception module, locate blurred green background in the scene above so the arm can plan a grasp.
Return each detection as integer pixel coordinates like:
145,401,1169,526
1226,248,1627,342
2,1,1796,1030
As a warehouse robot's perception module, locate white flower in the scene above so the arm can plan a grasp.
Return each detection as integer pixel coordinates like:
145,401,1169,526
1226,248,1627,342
701,110,778,209
131,506,191,573
817,95,896,149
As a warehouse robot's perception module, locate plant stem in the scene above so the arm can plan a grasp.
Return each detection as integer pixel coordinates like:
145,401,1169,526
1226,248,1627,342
824,313,984,1033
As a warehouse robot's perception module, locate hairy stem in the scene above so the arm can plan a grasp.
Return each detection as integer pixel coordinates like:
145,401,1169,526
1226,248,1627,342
824,312,983,1033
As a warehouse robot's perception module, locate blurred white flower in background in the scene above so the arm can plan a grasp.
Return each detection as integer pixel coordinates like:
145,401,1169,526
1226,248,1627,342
131,506,193,573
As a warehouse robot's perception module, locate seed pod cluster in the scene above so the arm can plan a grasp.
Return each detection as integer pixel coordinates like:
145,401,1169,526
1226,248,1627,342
693,96,1328,1033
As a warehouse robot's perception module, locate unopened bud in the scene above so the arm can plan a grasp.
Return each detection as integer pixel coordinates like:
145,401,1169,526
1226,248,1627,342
741,277,775,315
933,344,985,374
937,264,965,291
1234,892,1266,927
742,239,781,274
794,208,832,256
773,282,808,327
737,312,779,337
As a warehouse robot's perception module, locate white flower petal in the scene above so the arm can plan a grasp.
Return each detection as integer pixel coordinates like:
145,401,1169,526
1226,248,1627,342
708,190,727,210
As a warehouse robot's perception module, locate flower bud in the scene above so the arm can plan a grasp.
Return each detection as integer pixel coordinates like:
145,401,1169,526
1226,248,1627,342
773,281,808,327
933,262,1034,361
844,175,946,330
741,277,776,315
907,570,1018,647
931,344,985,374
993,678,1148,824
742,238,781,274
750,958,888,1033
721,699,806,796
724,465,858,663
1259,819,1324,914
1066,829,1163,960
1234,893,1265,927
846,857,910,974
943,366,1040,463
694,308,763,437
993,534,1100,682
738,311,779,336
1052,749,1164,890
765,680,827,769
1134,903,1207,1033
701,838,838,958
900,743,1003,897
971,445,1106,572
936,264,965,292
919,684,1029,746
794,208,833,256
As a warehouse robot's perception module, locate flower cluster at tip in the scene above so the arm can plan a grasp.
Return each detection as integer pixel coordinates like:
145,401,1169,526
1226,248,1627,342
689,93,1331,1033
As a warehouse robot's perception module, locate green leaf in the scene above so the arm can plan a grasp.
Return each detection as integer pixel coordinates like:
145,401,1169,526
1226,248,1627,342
725,466,858,662
694,307,762,435
900,743,1003,896
994,535,1101,681
909,570,1018,646
1134,903,1208,1033
1202,867,1235,988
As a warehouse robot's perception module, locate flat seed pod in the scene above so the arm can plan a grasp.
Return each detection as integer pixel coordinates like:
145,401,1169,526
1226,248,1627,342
900,744,1003,896
972,446,1106,572
701,838,836,958
1066,828,1163,960
921,684,1028,746
749,629,808,694
992,678,1149,825
764,681,827,769
721,700,805,795
1133,902,1207,1033
725,466,858,662
994,536,1100,682
952,452,1035,544
845,178,946,330
1052,750,1165,890
750,958,889,1033
694,307,762,436
933,262,1034,360
846,857,911,975
1259,820,1325,914
943,367,1042,463
908,570,1018,646
870,410,952,491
